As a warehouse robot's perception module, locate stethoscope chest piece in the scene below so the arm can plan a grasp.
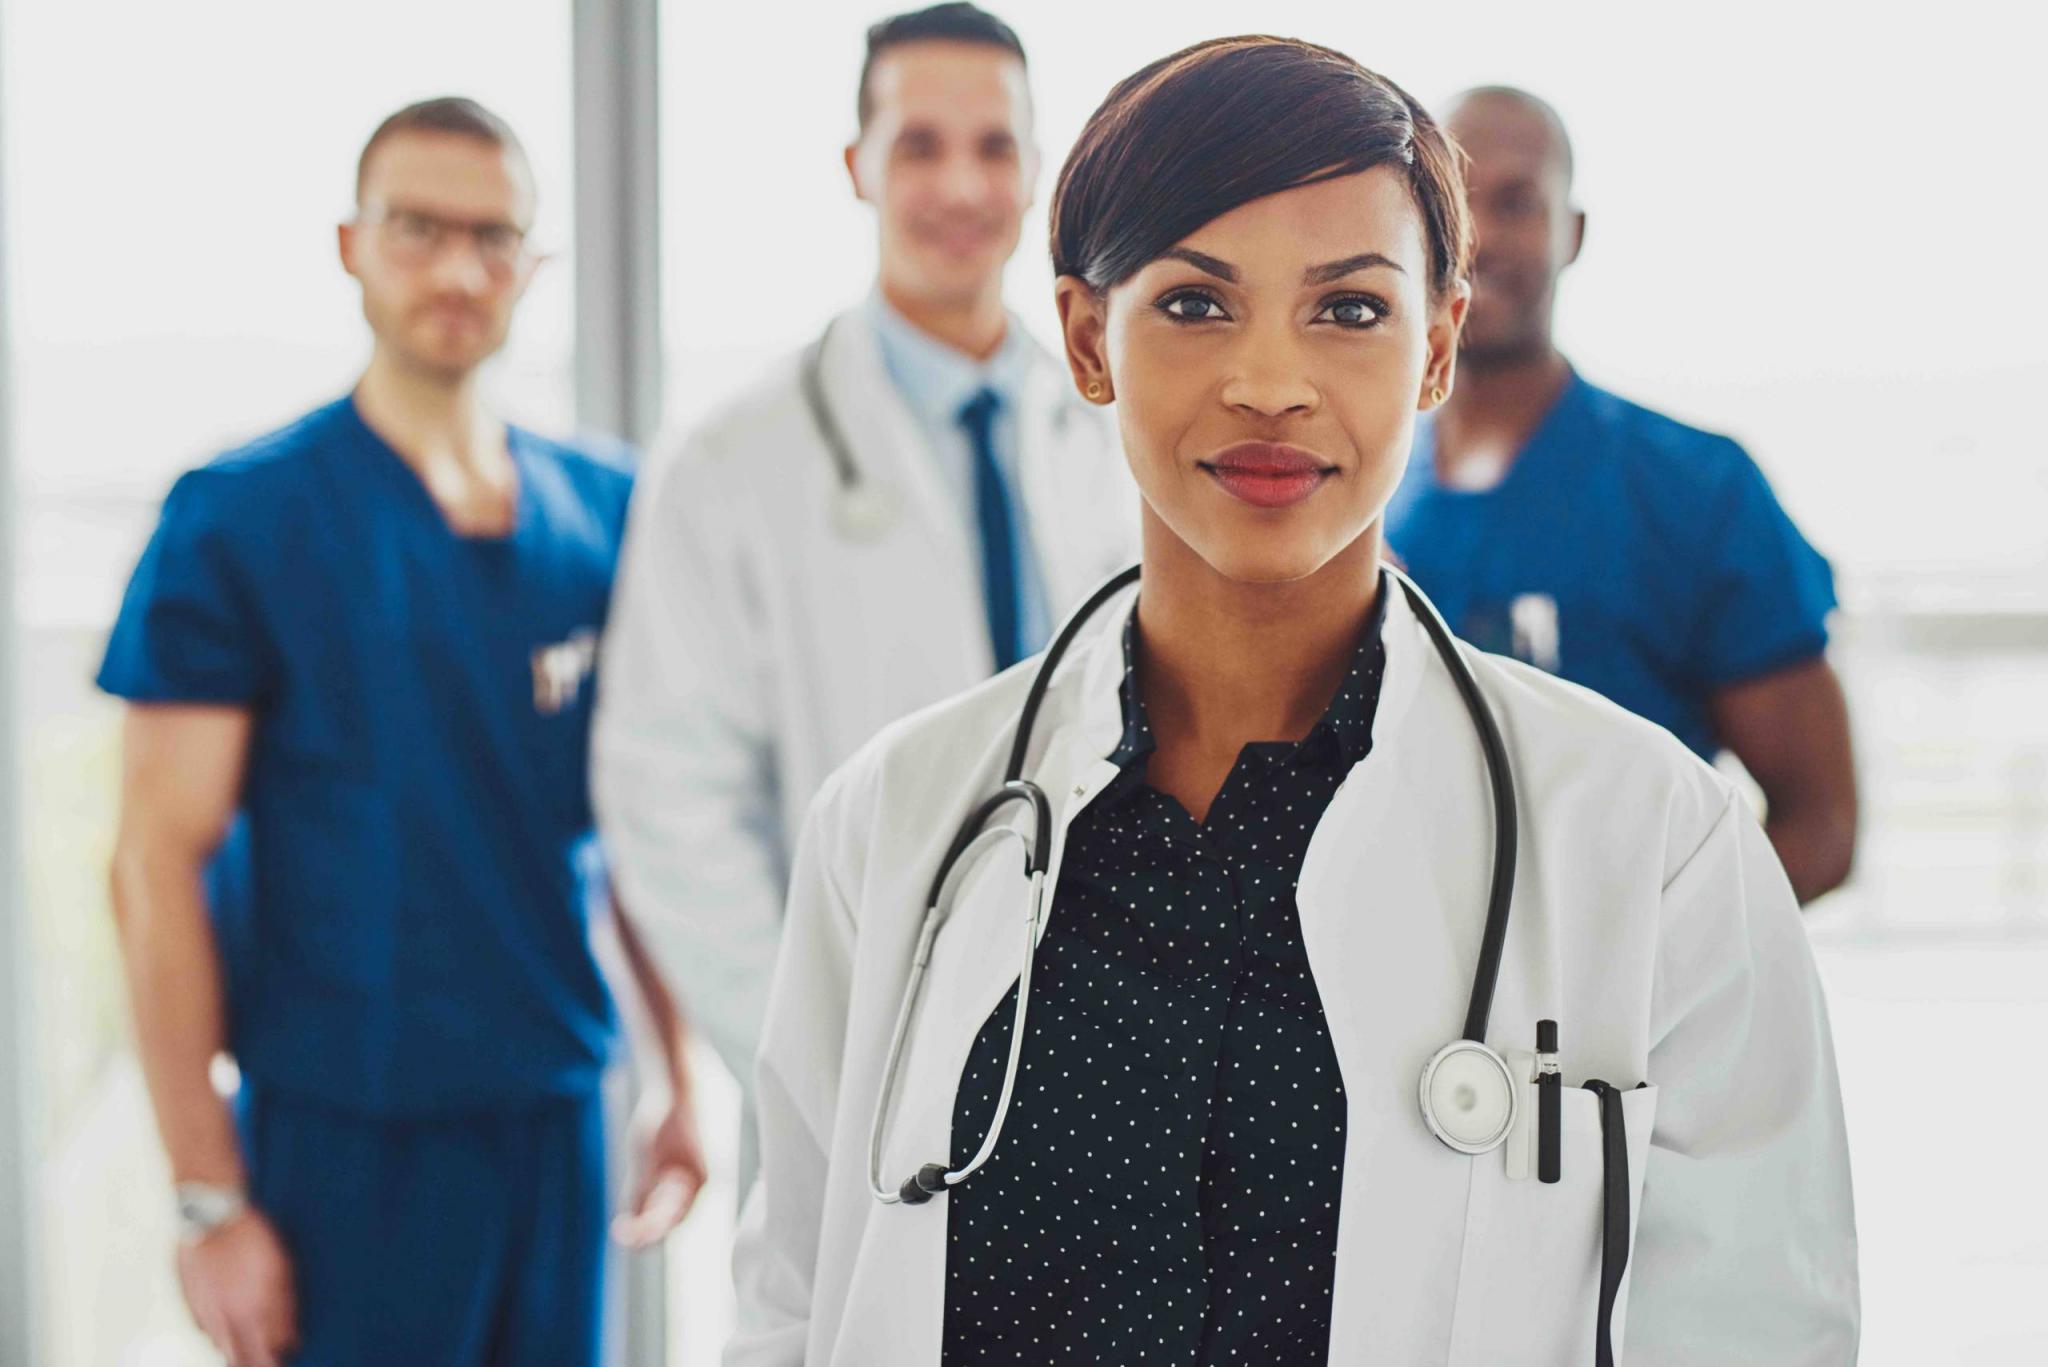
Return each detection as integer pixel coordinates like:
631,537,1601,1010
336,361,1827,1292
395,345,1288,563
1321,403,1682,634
833,480,898,541
1419,1038,1519,1155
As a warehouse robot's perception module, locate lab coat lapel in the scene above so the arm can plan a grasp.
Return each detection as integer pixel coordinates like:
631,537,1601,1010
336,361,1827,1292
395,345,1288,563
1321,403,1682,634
833,597,1132,1364
1297,585,1499,1361
819,309,978,583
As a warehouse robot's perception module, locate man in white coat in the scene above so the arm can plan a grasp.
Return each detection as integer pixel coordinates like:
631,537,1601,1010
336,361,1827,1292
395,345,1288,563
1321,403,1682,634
592,2,1133,1168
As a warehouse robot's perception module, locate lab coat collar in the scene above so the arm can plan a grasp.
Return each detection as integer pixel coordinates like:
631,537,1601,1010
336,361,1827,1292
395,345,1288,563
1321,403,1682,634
1009,567,1430,920
861,287,1036,432
818,309,965,565
1019,577,1131,787
818,304,1080,608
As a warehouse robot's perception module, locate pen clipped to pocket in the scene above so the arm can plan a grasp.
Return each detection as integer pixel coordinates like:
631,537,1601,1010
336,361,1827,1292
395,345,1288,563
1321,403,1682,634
1536,1019,1561,1184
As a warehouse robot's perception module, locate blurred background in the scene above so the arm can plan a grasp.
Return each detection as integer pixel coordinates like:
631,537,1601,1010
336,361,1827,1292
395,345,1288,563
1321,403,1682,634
1,0,2042,1363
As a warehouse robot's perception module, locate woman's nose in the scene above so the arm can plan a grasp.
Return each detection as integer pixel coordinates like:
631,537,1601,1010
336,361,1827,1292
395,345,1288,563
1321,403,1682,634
1218,335,1320,417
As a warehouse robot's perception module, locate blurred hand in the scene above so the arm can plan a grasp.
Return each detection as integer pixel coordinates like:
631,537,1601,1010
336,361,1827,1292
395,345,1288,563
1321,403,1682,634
176,1209,298,1367
613,1089,709,1249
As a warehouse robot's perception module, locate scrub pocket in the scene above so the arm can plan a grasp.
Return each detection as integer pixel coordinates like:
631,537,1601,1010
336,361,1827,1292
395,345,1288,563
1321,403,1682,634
1446,1081,1657,1366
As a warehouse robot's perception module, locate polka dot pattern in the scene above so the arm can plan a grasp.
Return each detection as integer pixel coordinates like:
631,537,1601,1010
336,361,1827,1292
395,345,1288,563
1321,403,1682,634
941,586,1390,1364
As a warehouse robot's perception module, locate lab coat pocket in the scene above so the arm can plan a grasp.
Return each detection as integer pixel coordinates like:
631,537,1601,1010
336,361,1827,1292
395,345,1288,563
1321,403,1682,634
1446,1082,1657,1366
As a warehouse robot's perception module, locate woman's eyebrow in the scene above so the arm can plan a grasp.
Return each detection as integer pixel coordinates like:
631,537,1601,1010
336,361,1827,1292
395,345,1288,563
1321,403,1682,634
1161,247,1238,282
1156,247,1405,285
1304,252,1405,284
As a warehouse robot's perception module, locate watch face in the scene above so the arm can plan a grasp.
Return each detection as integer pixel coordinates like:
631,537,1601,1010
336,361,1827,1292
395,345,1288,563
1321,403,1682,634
175,1184,244,1239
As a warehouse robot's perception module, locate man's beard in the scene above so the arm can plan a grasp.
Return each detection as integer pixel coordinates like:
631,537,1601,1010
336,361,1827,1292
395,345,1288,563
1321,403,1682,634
1458,318,1551,371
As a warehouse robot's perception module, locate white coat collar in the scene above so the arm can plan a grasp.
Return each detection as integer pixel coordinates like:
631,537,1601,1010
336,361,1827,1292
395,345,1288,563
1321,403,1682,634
818,304,1077,574
818,308,963,562
860,287,1037,431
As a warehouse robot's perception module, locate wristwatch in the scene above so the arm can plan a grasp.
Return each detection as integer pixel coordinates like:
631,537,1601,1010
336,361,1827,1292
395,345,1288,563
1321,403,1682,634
174,1182,248,1244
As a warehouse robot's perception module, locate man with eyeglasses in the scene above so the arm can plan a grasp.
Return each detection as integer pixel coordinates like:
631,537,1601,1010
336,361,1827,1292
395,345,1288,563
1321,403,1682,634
99,97,705,1367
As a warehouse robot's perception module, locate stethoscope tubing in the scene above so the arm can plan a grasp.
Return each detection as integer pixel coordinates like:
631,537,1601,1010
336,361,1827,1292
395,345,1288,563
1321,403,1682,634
1384,566,1518,1044
871,562,1521,1190
868,822,1047,1205
799,319,863,495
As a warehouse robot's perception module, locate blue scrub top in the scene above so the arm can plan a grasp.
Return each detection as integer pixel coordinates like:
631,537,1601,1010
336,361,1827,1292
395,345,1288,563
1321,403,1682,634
99,396,633,1115
1385,372,1836,760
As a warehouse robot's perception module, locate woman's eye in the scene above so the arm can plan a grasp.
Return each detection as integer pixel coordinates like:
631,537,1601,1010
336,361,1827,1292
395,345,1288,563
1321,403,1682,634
1317,296,1386,329
1159,292,1228,322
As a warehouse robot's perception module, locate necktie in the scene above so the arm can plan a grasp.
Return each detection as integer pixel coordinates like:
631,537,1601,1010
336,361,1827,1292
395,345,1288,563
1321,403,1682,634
957,387,1024,671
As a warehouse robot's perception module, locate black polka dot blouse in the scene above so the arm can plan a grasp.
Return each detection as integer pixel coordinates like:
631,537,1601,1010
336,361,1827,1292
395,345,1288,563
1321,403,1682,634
942,581,1390,1364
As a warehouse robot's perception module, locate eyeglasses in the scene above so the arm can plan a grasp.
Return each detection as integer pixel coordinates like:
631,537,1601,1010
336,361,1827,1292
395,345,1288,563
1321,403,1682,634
358,204,532,275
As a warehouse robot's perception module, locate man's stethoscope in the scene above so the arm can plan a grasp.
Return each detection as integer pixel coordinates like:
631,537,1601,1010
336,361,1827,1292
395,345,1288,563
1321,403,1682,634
799,319,900,542
799,316,1089,543
867,561,1524,1212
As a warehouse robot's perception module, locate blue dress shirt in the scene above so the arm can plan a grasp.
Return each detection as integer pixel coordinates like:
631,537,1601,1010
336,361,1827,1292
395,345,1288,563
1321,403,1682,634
864,290,1052,659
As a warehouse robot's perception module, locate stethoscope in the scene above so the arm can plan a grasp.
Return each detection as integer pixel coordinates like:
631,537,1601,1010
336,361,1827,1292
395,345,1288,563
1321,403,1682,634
867,560,1524,1214
798,318,900,542
798,315,1090,543
860,557,1630,1367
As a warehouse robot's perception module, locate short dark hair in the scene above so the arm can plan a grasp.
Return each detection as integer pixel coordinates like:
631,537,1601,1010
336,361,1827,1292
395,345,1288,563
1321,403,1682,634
1050,37,1472,302
857,3,1027,129
356,96,530,203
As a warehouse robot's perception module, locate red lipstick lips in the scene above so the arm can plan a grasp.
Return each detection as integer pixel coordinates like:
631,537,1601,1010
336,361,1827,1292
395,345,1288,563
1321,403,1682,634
1201,442,1336,509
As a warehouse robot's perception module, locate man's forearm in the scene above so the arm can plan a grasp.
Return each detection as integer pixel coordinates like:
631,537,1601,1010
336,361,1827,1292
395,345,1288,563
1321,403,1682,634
612,896,692,1096
1763,796,1856,905
109,844,246,1187
1709,659,1858,907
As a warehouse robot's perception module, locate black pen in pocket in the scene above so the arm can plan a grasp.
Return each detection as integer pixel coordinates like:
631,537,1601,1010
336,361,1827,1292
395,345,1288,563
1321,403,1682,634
1537,1019,1561,1184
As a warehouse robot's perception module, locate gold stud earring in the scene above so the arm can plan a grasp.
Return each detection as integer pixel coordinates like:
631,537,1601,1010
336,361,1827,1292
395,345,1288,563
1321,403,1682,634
1431,385,1448,405
1086,381,1105,401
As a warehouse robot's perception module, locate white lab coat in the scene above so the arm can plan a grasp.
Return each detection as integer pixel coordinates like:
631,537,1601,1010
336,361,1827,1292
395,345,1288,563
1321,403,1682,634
728,581,1859,1366
592,308,1134,1089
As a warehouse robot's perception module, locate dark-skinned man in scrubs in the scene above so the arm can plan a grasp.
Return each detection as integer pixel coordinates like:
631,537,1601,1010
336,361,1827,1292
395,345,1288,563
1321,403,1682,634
101,98,706,1367
1386,86,1858,903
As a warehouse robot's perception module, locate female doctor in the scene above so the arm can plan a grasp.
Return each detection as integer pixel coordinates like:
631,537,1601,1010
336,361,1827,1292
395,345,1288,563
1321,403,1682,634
728,36,1858,1367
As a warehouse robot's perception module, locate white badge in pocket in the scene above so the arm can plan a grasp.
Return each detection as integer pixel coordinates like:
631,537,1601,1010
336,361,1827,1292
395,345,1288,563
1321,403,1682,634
1504,1049,1534,1181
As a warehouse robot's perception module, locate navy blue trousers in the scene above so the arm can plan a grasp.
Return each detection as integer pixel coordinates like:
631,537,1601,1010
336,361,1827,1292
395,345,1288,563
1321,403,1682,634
236,1083,608,1367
